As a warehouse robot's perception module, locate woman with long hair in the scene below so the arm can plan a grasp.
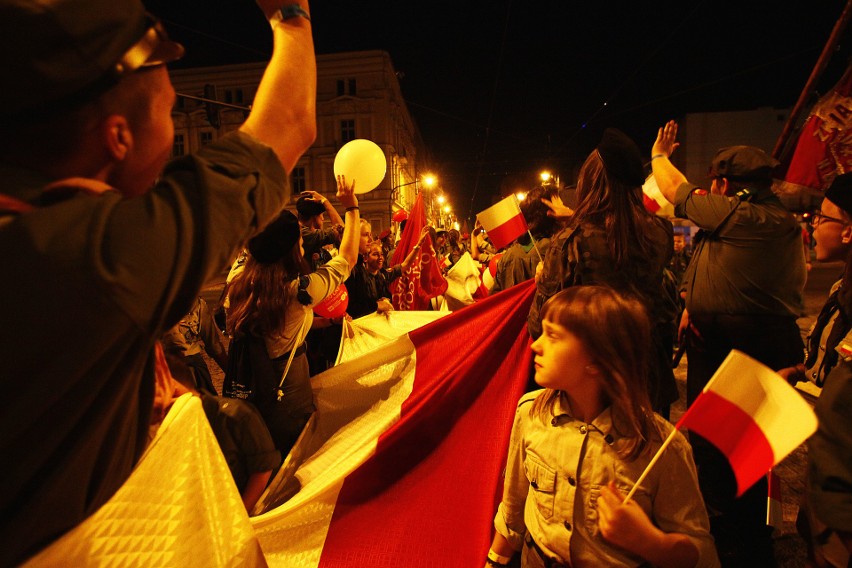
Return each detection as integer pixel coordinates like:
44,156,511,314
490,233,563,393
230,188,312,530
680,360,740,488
528,128,678,416
224,176,360,455
487,286,716,568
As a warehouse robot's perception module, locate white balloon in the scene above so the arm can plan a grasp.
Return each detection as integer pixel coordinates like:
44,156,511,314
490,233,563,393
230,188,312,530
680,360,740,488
333,139,387,194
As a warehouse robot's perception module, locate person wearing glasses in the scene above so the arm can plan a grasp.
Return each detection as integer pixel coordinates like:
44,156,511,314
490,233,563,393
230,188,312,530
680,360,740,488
778,173,852,566
650,121,806,567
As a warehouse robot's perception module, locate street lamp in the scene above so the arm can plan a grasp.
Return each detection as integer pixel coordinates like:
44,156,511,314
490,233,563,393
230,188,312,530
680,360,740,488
390,173,438,224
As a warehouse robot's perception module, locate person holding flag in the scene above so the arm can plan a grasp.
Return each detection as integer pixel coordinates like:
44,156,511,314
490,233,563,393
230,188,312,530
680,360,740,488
528,128,678,417
487,286,718,568
490,185,561,294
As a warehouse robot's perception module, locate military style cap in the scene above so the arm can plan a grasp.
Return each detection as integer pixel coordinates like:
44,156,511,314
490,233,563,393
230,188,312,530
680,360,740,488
0,0,183,119
597,128,646,187
825,173,852,216
709,146,779,182
249,210,301,265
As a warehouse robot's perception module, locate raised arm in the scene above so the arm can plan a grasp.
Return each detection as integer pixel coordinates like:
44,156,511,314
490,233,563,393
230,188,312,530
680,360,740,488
335,175,360,267
240,1,316,172
651,120,689,204
399,226,431,272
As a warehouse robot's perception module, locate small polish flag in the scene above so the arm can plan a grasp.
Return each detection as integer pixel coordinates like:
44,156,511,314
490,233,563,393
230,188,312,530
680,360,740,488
626,349,818,505
642,174,674,217
477,196,528,250
677,350,817,496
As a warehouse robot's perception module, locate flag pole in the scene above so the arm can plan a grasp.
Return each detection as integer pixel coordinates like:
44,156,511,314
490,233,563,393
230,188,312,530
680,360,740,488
527,230,542,259
772,0,852,161
623,426,682,503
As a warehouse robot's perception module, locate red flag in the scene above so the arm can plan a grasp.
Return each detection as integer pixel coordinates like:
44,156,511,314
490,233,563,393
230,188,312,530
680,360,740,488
676,350,817,496
391,192,447,310
782,62,852,192
477,196,528,250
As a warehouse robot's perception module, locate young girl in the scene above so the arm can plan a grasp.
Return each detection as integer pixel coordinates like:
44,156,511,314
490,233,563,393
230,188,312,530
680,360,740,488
488,286,718,568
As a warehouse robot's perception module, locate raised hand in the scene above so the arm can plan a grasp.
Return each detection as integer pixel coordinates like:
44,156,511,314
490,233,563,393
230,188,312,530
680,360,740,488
653,120,680,159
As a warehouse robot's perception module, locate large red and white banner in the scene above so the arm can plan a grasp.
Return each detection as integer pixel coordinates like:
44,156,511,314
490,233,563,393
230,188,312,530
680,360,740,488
676,350,817,497
30,281,535,566
477,196,528,250
253,280,534,566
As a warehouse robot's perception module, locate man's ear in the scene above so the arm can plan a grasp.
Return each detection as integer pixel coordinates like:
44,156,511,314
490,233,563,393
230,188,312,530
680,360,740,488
101,115,133,161
842,224,852,244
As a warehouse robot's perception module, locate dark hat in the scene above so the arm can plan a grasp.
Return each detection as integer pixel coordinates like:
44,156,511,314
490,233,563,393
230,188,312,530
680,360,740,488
709,146,778,182
249,210,301,264
596,128,646,187
825,173,852,216
0,0,184,119
296,195,326,219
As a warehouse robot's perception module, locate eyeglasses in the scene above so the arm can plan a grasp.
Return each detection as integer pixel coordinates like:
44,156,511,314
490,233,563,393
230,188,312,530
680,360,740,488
809,211,848,228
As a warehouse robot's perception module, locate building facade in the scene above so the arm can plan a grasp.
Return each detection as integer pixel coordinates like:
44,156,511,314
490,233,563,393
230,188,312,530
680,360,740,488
168,50,429,236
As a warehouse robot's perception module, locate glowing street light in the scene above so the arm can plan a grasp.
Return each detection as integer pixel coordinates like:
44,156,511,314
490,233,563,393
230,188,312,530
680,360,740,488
437,195,446,205
540,171,552,183
515,192,527,202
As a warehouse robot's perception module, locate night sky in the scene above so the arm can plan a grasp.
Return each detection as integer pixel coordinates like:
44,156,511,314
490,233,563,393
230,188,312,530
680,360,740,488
146,0,851,220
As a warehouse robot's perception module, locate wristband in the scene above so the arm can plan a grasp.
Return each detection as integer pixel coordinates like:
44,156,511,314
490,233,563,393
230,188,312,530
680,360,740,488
345,206,359,212
651,153,666,161
487,550,512,565
270,4,311,25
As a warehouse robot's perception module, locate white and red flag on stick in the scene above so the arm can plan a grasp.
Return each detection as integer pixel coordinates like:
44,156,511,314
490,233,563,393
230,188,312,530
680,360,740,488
626,350,817,503
477,195,528,250
676,350,817,496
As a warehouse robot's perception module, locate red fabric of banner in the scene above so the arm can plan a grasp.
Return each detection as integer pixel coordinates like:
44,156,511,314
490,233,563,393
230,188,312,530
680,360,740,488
318,281,535,567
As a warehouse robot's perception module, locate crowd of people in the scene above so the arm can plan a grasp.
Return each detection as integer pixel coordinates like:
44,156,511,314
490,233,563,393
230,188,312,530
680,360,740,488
2,0,850,567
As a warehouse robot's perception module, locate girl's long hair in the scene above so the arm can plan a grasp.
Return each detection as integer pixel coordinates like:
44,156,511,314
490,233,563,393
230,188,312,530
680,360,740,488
570,150,658,265
530,285,660,461
226,244,306,339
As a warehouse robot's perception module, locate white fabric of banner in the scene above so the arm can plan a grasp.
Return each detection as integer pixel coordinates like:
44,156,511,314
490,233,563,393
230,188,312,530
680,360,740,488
251,336,416,567
23,394,266,567
23,312,446,568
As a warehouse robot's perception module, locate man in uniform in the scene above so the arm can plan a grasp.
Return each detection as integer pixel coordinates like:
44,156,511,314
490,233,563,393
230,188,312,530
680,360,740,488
651,121,806,566
0,0,315,563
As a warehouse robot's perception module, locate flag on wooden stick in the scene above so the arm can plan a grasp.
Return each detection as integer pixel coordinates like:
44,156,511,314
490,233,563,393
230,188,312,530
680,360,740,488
626,350,817,502
477,195,528,250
